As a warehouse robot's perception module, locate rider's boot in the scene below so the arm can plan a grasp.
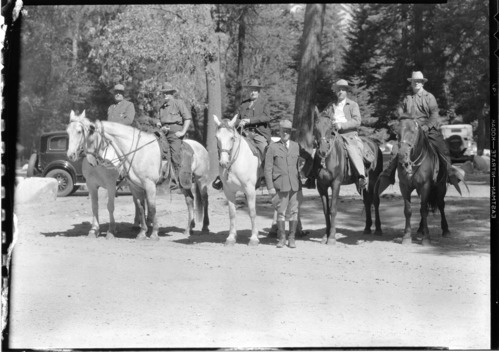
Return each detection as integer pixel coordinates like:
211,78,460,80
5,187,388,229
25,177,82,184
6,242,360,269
276,220,286,248
377,156,397,195
212,176,223,190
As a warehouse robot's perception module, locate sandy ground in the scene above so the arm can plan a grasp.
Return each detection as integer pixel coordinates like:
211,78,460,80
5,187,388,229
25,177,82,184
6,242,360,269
7,173,491,349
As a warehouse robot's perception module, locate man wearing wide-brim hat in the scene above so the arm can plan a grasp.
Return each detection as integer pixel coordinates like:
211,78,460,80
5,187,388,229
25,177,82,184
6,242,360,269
377,71,464,194
305,79,368,193
264,119,310,248
107,83,136,125
152,81,192,188
212,78,271,190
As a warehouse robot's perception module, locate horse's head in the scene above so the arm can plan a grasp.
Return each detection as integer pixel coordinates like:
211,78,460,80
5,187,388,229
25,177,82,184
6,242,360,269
396,118,421,170
315,116,336,158
214,114,239,168
66,110,98,162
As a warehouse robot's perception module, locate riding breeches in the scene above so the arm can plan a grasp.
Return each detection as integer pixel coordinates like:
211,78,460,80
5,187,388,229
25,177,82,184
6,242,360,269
272,190,299,221
341,133,366,178
166,133,182,170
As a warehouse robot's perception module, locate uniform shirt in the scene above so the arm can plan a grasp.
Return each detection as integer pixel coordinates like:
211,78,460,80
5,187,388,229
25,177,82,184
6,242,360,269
333,99,347,123
237,95,271,141
107,99,135,125
156,98,191,125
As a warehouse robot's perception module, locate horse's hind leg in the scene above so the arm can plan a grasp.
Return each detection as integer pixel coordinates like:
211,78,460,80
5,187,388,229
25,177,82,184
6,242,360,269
373,188,382,235
438,187,450,240
88,186,100,238
224,191,238,246
182,189,195,237
106,186,117,240
145,184,159,241
201,184,210,233
418,187,431,246
362,190,373,234
319,189,331,245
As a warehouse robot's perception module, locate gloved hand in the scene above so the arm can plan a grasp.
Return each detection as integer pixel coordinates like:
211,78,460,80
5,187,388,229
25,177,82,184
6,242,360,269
421,125,430,132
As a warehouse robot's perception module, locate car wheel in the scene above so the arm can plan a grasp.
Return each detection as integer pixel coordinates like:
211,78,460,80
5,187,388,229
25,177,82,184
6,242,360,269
26,153,38,177
45,169,74,197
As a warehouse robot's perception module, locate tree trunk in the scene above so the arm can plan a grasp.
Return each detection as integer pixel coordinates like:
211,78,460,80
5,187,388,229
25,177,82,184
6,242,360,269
234,6,248,108
293,3,326,153
413,4,424,69
205,48,223,180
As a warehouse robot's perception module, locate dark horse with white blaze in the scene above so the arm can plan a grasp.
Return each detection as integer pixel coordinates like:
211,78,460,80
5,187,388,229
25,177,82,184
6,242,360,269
388,117,466,245
315,115,383,245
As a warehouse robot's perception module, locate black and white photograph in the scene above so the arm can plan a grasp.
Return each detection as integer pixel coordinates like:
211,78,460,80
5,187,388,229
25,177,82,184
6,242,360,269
2,1,495,349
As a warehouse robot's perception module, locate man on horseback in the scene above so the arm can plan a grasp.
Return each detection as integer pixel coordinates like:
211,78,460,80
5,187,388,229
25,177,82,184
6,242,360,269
107,84,135,125
153,82,192,188
378,71,457,193
212,79,271,190
305,79,368,193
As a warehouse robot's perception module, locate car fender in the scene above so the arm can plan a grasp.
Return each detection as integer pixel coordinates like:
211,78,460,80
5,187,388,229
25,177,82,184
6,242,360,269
42,160,77,183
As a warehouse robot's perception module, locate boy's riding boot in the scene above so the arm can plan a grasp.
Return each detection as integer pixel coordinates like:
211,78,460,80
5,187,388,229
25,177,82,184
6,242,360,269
288,220,297,248
212,176,223,190
276,220,286,248
377,156,397,195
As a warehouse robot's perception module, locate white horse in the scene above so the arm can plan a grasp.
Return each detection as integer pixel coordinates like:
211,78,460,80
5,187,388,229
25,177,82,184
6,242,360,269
67,111,209,240
214,114,260,246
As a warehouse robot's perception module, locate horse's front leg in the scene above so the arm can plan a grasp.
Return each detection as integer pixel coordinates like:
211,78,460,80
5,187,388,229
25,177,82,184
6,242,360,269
437,189,450,239
362,188,373,235
245,188,259,246
133,195,148,241
327,180,342,245
182,189,195,237
224,190,238,246
88,186,100,238
400,186,413,244
106,186,117,240
319,189,330,245
418,185,431,246
373,185,382,235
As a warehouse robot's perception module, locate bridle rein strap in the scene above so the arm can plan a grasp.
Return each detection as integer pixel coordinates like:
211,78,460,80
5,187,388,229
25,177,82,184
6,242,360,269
217,124,244,172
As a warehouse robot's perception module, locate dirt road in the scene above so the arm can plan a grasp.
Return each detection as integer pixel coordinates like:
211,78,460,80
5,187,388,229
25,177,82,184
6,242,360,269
8,174,491,349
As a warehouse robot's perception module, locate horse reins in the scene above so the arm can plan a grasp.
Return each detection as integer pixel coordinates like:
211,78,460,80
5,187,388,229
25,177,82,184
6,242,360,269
217,124,244,173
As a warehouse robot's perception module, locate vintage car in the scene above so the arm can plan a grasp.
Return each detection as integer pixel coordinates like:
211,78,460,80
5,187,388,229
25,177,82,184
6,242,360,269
440,124,477,163
27,131,86,197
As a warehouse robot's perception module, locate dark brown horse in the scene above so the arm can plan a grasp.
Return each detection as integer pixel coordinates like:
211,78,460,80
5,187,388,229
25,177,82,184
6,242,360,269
393,118,464,245
315,116,383,245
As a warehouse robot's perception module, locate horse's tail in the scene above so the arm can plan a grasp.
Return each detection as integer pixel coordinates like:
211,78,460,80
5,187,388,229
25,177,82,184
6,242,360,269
194,179,204,224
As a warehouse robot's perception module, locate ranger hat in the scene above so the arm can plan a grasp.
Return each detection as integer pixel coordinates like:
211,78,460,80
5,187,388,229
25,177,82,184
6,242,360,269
110,84,125,95
332,79,351,91
407,71,428,83
279,119,296,130
159,82,177,94
244,79,263,89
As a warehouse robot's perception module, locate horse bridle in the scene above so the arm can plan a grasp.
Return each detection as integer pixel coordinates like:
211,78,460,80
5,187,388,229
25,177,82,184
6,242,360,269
216,124,244,172
399,119,426,169
317,125,339,159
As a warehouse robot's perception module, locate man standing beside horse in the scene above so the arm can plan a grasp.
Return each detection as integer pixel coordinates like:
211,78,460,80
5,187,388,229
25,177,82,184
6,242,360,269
377,71,462,193
212,79,271,190
153,82,193,188
265,119,308,249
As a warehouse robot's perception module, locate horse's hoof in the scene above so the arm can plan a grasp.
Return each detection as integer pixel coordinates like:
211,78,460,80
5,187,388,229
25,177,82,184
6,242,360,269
421,238,431,246
363,228,372,235
136,233,147,241
132,223,141,229
321,236,328,245
248,239,259,246
201,227,210,235
224,239,236,246
105,232,115,240
88,230,98,238
401,237,412,245
374,229,383,236
297,230,309,238
327,239,336,246
442,230,451,238
150,233,160,241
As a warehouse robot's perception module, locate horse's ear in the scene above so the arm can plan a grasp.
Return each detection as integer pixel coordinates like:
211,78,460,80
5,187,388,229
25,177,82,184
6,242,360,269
213,114,221,126
229,114,238,127
81,110,86,119
70,110,76,122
